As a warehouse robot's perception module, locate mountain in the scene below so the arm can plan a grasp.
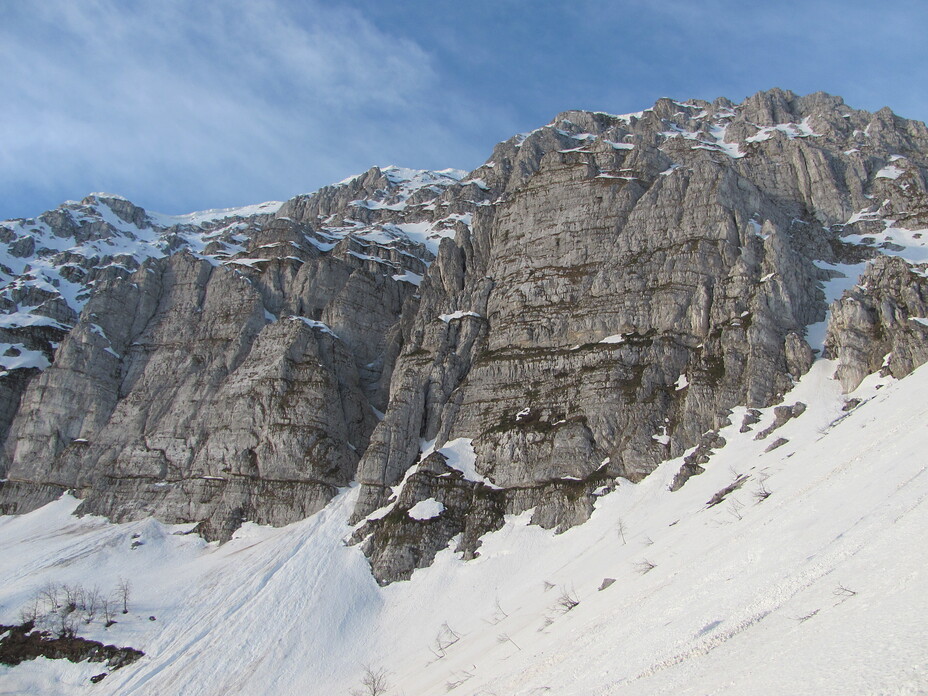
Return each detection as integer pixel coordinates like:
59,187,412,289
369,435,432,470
0,88,927,693
0,166,479,537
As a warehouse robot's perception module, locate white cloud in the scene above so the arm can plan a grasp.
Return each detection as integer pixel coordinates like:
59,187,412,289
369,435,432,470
0,0,476,217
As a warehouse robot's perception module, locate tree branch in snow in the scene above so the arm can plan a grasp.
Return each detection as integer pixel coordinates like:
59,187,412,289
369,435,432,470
352,665,390,696
556,587,580,613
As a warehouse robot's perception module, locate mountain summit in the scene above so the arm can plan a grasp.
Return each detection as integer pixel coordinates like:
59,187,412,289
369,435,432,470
0,89,927,693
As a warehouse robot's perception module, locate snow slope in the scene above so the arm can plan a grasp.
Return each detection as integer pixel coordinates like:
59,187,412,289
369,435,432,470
1,355,926,694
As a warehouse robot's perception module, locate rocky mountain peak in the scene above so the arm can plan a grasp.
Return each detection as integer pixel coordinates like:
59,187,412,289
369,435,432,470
1,90,927,585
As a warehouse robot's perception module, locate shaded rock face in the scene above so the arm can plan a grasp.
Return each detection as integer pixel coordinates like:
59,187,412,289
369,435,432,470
2,90,928,578
2,250,383,536
352,445,614,583
0,171,472,537
825,256,928,391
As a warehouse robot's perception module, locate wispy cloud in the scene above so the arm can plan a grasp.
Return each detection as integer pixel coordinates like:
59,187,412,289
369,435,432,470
0,0,489,218
2,1,925,220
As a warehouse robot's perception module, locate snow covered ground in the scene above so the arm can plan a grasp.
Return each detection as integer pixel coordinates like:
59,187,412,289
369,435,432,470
1,358,927,695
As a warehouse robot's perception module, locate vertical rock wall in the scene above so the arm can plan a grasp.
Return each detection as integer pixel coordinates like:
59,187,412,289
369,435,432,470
2,90,928,574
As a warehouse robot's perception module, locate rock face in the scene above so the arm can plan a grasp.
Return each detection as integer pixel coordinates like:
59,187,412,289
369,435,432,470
2,89,928,579
350,90,928,581
0,169,481,536
825,256,928,390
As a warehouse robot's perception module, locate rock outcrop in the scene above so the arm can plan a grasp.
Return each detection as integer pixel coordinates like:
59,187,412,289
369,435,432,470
350,90,928,581
825,256,928,390
1,90,928,580
0,169,480,536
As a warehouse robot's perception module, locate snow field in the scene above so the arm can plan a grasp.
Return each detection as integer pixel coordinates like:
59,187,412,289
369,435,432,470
1,361,927,694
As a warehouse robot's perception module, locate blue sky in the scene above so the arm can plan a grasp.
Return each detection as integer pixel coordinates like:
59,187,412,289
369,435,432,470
2,0,927,220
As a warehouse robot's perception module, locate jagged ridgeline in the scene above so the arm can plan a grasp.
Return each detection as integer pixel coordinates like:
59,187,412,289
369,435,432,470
1,89,927,582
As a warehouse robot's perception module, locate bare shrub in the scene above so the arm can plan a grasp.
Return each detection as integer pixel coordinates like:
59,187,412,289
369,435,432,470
429,622,461,659
62,584,83,614
82,586,102,624
634,559,656,575
352,666,390,696
16,577,135,634
446,670,475,691
797,609,820,623
101,595,117,627
833,584,858,605
117,577,132,614
556,587,579,613
485,597,509,625
19,595,42,625
56,609,78,638
727,498,744,521
39,582,61,614
753,475,772,501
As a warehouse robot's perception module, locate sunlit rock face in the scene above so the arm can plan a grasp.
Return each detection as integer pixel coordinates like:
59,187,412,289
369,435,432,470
2,90,927,581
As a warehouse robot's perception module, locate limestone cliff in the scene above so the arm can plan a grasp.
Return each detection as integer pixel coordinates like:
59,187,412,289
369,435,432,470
1,89,927,581
0,169,479,537
350,90,928,582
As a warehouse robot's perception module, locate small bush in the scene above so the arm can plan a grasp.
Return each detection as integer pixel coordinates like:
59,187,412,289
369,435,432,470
556,587,580,613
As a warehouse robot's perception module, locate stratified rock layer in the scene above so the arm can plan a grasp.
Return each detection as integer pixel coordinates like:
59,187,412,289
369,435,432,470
0,169,473,536
2,90,928,577
351,90,928,581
